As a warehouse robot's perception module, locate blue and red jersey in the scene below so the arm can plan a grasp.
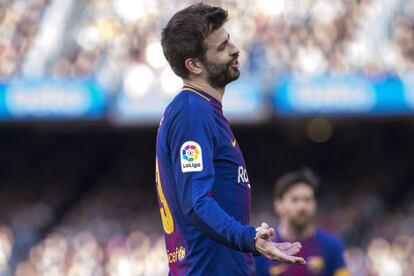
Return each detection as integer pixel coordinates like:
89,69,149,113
254,228,349,276
155,85,257,275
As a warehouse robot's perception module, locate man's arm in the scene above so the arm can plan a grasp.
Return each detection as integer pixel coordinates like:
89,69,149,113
169,100,305,264
169,102,256,252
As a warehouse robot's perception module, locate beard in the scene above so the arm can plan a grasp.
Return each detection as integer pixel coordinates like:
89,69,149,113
289,211,314,230
201,57,240,89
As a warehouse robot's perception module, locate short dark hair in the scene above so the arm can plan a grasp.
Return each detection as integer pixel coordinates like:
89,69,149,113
273,168,320,199
161,3,228,79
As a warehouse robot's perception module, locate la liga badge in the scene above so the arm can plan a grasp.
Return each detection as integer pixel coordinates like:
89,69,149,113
180,141,203,172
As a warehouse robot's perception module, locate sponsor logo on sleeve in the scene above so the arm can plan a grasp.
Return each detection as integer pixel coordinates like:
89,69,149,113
180,141,203,172
167,246,186,263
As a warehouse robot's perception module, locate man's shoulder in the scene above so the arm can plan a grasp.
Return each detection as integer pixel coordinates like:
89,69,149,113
171,90,213,108
316,229,344,252
166,91,214,121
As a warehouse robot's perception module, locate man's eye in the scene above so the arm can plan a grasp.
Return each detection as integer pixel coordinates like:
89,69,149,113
218,43,227,51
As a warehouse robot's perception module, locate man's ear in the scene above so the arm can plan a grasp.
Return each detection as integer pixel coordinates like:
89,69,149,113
273,199,282,216
184,58,203,76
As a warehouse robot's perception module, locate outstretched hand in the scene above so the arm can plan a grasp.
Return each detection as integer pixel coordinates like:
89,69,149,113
254,223,306,265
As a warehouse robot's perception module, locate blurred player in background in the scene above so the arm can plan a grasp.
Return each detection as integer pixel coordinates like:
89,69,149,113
255,168,349,276
155,3,305,275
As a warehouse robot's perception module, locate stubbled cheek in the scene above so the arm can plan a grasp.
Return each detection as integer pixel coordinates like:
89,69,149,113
208,64,219,73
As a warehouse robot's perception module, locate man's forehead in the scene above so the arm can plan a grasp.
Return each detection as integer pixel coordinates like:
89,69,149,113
285,183,314,196
204,26,228,47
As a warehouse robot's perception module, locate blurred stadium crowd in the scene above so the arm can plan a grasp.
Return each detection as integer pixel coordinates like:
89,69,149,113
1,0,414,275
0,123,413,275
1,0,414,93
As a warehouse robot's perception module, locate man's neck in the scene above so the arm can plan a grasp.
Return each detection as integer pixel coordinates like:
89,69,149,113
279,221,316,242
183,79,224,103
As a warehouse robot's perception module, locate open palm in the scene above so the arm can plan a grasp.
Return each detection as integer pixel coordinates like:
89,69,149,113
255,223,306,265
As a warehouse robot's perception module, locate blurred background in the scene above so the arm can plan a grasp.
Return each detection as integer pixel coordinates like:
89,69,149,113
0,0,414,275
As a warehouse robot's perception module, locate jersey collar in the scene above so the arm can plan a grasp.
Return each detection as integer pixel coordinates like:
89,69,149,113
182,85,222,109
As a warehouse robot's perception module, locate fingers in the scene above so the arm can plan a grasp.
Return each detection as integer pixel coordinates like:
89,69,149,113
256,228,271,240
255,222,274,240
291,256,306,265
254,226,306,266
274,242,294,250
255,222,269,232
265,242,306,265
268,227,275,238
268,248,306,265
275,242,302,254
285,243,302,256
276,242,302,255
287,256,306,265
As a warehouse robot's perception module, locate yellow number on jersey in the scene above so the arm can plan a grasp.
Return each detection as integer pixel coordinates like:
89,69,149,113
156,159,174,234
334,268,350,276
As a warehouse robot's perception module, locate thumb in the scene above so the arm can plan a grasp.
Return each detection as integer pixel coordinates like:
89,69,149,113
268,227,275,239
256,227,273,240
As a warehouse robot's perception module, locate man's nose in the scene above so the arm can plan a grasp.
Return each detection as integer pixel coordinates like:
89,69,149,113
229,41,240,57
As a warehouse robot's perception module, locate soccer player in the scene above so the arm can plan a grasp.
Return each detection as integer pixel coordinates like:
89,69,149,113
155,3,305,275
254,168,350,276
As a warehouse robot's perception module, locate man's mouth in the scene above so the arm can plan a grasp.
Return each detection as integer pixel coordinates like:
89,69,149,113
230,59,239,69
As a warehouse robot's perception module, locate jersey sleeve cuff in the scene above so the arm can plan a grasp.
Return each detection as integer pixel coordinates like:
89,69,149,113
242,225,261,256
